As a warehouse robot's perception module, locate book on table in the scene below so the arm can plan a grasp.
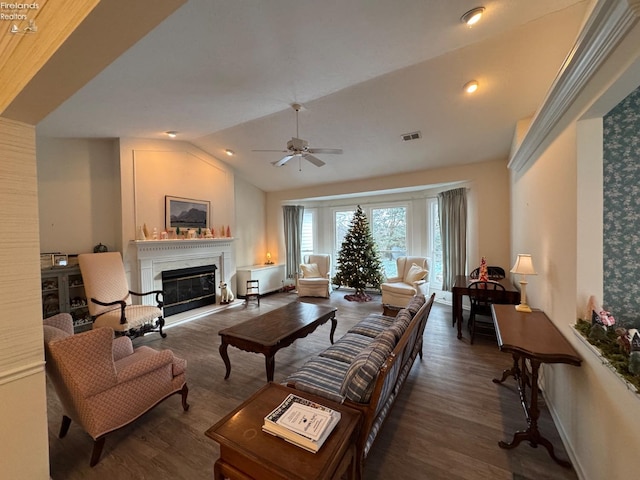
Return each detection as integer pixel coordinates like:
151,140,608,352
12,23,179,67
262,393,341,453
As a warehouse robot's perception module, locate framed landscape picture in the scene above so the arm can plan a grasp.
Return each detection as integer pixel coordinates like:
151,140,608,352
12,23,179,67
165,196,210,230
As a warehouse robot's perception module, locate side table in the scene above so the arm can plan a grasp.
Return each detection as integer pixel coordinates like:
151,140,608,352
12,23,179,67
205,383,362,480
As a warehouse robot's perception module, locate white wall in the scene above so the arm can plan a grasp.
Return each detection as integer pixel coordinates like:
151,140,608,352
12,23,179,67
234,176,267,267
511,120,640,479
36,137,120,255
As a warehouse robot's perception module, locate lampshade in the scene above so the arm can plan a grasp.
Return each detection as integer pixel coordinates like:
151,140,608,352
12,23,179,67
510,254,536,275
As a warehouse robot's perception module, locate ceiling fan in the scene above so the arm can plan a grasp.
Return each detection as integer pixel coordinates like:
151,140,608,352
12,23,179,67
253,103,343,167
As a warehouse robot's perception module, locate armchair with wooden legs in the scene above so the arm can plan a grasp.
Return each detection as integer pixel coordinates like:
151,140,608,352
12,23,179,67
43,313,189,466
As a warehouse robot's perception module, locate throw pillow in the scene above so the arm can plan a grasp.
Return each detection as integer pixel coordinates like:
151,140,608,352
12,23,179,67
300,263,321,278
404,262,428,284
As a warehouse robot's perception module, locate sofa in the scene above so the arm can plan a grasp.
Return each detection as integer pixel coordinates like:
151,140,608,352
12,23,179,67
286,293,435,473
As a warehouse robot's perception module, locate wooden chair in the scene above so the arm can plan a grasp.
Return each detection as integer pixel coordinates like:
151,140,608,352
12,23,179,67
78,252,166,338
245,279,260,306
469,265,506,280
468,280,506,344
43,313,189,466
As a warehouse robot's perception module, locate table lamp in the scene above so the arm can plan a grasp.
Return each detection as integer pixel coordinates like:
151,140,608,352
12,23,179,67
265,252,274,265
510,254,537,312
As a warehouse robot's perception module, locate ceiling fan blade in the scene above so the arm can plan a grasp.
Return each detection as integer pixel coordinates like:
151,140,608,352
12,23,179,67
307,148,343,155
303,154,325,167
253,149,289,153
272,155,294,167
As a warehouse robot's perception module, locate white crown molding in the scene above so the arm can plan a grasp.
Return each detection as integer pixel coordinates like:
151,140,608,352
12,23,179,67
508,0,640,173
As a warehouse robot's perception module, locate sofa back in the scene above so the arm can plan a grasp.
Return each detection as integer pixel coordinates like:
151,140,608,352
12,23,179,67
344,293,435,455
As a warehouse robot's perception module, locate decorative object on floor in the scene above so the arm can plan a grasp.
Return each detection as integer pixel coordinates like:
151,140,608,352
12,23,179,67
297,254,332,298
78,252,166,338
43,313,189,466
380,256,430,308
265,252,274,264
332,205,384,302
510,254,536,312
219,281,234,304
478,256,489,281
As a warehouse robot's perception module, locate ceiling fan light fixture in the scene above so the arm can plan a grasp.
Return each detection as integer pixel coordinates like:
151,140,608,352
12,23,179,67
463,80,479,94
461,7,485,26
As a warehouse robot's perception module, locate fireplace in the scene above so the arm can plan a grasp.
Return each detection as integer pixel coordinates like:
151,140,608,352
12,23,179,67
130,238,235,324
161,264,217,317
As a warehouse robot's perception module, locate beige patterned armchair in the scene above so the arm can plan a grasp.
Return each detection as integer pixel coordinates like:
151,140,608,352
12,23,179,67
297,254,332,298
43,313,189,466
380,256,430,308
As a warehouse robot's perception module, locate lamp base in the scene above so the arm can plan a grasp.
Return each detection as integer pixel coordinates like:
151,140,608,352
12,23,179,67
515,303,532,313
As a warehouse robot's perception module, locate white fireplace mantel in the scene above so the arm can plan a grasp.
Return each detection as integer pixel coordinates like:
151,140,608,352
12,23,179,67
130,239,235,306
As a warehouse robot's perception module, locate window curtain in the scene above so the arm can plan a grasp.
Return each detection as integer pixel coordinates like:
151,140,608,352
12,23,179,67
283,205,304,279
438,188,467,291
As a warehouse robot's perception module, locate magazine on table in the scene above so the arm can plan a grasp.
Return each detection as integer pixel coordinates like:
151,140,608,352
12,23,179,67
262,393,341,453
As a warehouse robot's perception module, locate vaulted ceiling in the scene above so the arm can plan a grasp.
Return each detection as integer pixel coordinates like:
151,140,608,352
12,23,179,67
34,0,590,192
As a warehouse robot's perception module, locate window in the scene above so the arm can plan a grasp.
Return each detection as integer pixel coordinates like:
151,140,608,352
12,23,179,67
428,199,443,290
372,206,407,278
301,210,315,255
334,210,355,252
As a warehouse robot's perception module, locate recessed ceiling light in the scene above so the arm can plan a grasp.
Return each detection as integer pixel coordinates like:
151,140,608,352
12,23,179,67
463,80,479,94
165,131,177,138
225,149,235,156
461,7,485,26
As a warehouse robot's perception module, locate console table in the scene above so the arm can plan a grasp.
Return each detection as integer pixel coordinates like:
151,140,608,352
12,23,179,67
205,383,362,480
236,264,286,297
491,304,581,468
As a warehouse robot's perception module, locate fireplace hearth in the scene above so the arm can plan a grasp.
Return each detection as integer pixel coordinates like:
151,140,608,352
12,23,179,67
161,264,217,317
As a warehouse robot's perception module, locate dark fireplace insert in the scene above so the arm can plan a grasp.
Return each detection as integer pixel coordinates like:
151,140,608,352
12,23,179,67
161,264,217,317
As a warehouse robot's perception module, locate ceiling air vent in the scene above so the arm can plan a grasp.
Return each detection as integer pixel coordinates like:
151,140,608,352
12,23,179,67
401,131,422,142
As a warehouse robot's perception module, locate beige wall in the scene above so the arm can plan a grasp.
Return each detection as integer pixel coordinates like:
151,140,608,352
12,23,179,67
0,118,50,478
36,137,120,254
234,176,267,267
511,119,640,479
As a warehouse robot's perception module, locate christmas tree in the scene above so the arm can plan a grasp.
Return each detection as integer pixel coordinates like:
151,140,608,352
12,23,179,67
332,205,384,301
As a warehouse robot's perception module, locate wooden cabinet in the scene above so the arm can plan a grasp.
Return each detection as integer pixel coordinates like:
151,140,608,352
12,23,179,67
236,264,286,297
41,265,92,333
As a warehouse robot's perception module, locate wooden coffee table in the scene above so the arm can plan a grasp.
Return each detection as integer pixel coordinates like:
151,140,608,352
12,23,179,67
218,301,337,382
205,383,362,480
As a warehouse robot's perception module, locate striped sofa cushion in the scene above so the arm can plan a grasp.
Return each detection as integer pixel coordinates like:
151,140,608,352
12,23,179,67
320,332,375,364
347,313,395,338
340,329,395,403
286,357,349,403
406,294,426,315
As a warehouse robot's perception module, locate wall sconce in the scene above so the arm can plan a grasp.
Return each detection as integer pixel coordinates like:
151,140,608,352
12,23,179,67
265,252,274,265
510,254,537,312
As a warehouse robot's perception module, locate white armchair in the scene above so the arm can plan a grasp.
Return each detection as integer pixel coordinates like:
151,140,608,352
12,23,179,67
380,256,430,308
297,254,332,298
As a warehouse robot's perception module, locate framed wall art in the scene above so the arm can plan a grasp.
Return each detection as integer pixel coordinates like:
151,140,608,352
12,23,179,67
165,196,210,230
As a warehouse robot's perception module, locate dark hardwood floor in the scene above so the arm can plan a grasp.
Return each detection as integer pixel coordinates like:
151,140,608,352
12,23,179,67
46,292,579,480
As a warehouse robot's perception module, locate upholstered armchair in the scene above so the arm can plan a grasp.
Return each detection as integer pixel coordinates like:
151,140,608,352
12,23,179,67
297,254,332,298
78,252,166,338
43,313,189,466
380,256,430,308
